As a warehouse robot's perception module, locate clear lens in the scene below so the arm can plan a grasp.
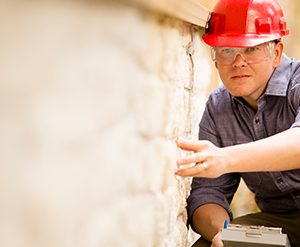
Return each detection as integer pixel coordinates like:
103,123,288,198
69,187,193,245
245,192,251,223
211,42,275,65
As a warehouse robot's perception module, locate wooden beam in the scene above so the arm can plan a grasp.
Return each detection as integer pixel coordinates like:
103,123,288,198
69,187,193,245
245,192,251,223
124,0,213,27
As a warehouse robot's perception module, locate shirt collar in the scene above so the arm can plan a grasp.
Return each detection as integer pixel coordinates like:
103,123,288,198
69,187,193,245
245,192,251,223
265,53,292,96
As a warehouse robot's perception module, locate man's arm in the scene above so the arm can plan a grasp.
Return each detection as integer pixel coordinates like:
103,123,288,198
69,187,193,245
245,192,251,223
192,203,230,242
176,127,300,178
226,127,300,172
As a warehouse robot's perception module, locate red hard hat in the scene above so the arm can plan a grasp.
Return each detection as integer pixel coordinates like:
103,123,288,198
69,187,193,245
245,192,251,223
202,0,289,47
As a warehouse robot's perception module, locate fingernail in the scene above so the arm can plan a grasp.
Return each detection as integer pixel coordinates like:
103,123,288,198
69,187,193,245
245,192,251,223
175,170,181,175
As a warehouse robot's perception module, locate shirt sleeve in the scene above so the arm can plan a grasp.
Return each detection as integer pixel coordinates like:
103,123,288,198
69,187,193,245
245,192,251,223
187,174,240,230
289,77,300,128
186,97,241,230
291,109,300,128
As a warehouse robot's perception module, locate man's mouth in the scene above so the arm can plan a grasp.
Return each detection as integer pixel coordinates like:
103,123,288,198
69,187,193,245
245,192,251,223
231,75,251,79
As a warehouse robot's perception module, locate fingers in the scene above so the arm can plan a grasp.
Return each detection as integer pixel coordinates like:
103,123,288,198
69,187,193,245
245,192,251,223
211,231,224,247
177,152,205,166
176,137,209,152
175,162,207,177
175,138,214,177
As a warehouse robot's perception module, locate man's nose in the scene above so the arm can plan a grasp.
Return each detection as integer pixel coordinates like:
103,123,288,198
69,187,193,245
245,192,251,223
232,53,247,67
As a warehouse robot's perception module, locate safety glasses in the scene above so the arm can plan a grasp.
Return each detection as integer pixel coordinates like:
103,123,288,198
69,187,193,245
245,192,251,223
211,42,276,65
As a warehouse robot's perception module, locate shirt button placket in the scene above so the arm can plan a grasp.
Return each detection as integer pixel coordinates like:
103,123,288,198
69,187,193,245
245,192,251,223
253,115,262,138
255,117,260,125
253,99,266,138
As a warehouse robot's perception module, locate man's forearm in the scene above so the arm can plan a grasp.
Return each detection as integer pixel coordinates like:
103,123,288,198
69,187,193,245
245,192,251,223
192,203,230,242
225,127,300,173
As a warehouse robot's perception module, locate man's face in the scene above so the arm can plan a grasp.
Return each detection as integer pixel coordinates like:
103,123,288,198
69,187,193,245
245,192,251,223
213,42,283,108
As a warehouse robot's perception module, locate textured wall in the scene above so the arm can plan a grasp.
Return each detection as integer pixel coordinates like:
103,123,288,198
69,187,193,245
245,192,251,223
277,0,300,59
0,1,212,247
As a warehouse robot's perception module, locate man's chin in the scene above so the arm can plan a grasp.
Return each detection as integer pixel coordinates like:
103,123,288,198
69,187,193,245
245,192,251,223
227,90,247,97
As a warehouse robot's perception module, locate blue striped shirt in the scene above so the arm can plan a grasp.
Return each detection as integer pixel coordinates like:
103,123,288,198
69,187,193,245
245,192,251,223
187,54,300,228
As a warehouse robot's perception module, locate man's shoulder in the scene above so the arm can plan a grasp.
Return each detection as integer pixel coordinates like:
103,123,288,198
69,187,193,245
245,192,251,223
290,57,300,83
283,55,300,92
208,85,232,105
282,54,300,82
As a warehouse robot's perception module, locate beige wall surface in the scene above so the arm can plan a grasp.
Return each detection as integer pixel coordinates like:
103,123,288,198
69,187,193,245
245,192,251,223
0,1,212,246
277,0,300,59
2,1,298,246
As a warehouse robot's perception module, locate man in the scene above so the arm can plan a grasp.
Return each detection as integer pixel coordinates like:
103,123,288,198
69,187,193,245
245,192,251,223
175,0,300,246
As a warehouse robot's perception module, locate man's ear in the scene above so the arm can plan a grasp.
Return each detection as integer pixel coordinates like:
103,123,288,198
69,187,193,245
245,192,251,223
214,61,219,69
273,42,284,68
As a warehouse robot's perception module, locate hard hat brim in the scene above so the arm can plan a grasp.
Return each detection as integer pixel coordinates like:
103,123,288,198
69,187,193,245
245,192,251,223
202,33,283,47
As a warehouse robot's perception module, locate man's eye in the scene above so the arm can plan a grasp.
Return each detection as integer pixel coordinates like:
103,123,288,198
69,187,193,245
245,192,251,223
221,48,233,54
246,47,259,53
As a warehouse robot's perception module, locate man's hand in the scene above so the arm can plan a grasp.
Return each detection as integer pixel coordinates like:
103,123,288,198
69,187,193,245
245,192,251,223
211,231,224,247
175,138,231,178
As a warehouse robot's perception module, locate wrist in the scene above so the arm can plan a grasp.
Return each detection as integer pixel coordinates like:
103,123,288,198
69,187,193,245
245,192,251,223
223,145,239,173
